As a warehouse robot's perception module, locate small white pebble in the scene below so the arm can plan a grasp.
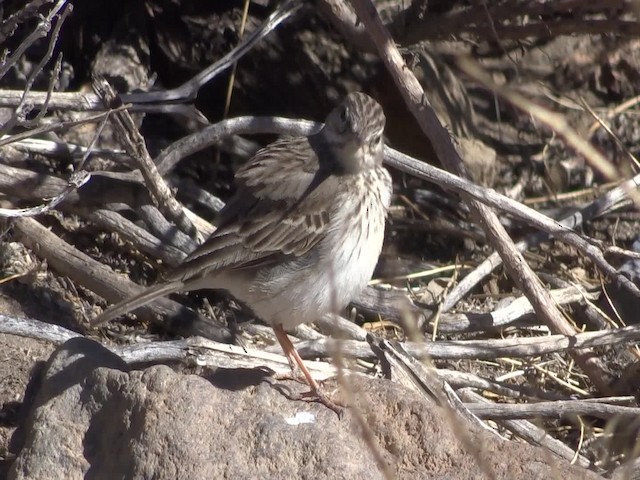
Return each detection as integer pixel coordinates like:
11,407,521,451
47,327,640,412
285,411,316,425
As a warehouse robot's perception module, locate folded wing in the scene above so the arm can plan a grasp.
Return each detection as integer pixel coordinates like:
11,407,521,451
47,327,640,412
165,136,337,282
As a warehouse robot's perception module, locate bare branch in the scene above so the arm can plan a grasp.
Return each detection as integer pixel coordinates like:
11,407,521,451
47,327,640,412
0,170,89,217
0,0,68,80
295,324,640,361
92,77,201,242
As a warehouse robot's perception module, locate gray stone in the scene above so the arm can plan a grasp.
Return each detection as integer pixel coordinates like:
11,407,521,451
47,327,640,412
8,338,600,480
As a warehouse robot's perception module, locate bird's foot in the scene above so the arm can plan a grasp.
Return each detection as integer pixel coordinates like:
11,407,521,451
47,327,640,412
271,373,344,416
298,388,344,418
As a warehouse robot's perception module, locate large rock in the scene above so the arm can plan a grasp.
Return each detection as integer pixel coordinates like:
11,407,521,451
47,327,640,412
8,338,599,479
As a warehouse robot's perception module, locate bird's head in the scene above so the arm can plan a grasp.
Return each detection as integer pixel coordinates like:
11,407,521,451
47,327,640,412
322,92,386,174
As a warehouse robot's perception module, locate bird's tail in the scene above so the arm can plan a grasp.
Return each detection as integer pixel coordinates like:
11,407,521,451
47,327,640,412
91,281,185,327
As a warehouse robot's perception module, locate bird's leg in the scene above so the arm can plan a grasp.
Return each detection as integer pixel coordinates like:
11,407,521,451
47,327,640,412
272,324,321,390
272,324,342,415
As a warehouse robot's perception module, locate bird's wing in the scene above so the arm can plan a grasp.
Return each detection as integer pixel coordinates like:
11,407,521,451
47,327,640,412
164,135,337,282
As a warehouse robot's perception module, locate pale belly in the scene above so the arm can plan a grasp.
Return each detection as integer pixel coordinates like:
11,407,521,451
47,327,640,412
226,187,388,329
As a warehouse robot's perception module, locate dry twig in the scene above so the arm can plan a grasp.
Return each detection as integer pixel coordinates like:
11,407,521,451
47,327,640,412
346,0,614,392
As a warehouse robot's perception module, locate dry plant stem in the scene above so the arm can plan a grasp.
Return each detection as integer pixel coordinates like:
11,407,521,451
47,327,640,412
221,0,250,119
154,117,320,176
474,209,611,391
357,284,597,334
459,58,621,181
136,204,196,254
0,170,89,218
387,147,640,303
436,369,570,402
0,0,67,80
348,0,613,393
433,286,599,334
0,90,108,112
323,0,631,47
115,336,337,377
466,399,640,421
168,176,226,215
92,77,201,242
0,2,303,115
97,117,319,186
400,0,633,44
10,217,231,343
408,16,640,45
458,389,594,470
0,163,211,261
0,315,338,381
379,340,497,478
0,89,204,122
0,0,54,44
13,28,63,130
4,136,125,160
294,323,640,361
443,186,635,312
0,99,101,218
0,314,80,344
84,209,188,265
315,313,368,341
0,2,71,137
122,0,304,105
0,162,154,218
0,106,128,149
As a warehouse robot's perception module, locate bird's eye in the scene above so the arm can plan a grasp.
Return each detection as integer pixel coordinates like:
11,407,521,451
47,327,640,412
339,106,348,122
373,134,382,144
337,106,350,133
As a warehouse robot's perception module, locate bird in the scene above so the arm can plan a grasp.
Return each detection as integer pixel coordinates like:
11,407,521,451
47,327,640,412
92,92,393,408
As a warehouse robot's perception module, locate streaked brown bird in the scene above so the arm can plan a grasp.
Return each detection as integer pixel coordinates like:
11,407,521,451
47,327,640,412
92,92,392,408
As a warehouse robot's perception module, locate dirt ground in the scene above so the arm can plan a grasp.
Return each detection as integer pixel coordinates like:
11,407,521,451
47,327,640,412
0,293,56,477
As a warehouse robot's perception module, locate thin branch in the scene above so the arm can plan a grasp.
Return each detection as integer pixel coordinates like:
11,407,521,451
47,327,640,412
294,324,640,361
0,2,71,137
0,1,302,119
122,0,305,105
387,146,640,303
347,0,615,392
0,0,54,45
3,134,125,160
0,315,337,380
0,170,89,217
10,217,232,343
0,105,128,148
443,173,640,311
399,0,632,45
458,389,594,469
92,77,201,242
0,0,67,80
467,399,640,421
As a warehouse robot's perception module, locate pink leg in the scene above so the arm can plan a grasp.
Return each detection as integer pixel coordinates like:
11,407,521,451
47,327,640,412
273,324,321,391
